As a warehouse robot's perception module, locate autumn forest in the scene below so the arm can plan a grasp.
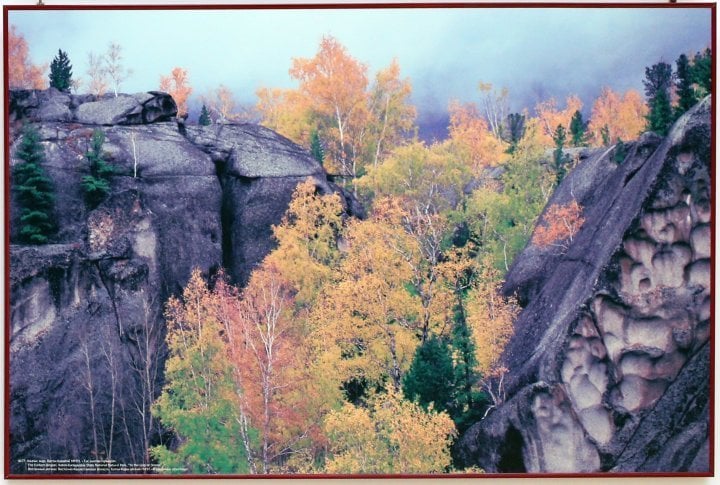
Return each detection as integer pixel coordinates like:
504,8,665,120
8,19,712,474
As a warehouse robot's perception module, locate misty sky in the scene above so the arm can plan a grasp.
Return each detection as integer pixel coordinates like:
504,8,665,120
9,7,712,139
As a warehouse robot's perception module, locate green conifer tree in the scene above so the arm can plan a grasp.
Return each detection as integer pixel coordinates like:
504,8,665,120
552,124,568,184
81,129,115,208
13,125,56,244
647,88,674,136
613,138,627,164
675,54,697,116
569,110,587,147
199,104,212,126
402,336,455,413
49,49,73,92
448,299,487,432
643,61,674,136
505,112,526,154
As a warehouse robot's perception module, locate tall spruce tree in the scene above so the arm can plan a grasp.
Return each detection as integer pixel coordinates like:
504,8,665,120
647,88,674,136
505,112,526,154
552,124,568,184
402,336,455,413
81,129,115,208
49,49,73,92
643,61,674,136
569,110,587,147
448,298,486,432
675,54,697,116
13,125,56,244
198,104,212,126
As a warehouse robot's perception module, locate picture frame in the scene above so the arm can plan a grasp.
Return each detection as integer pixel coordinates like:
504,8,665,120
4,1,714,478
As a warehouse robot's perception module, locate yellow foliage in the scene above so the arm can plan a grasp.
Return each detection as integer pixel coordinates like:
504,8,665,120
268,178,344,308
532,200,585,249
316,215,421,389
256,87,315,146
465,260,518,374
359,141,471,214
324,390,456,474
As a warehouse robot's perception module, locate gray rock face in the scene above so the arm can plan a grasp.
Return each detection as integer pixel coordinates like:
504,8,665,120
185,123,325,178
8,89,331,473
184,122,332,283
457,98,711,473
9,89,177,125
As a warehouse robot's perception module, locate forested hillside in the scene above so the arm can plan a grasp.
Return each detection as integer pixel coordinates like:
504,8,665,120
7,22,712,475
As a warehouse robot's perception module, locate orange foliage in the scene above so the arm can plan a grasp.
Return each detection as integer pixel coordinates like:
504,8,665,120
588,87,648,145
159,67,192,117
8,25,47,90
220,264,319,472
289,36,370,178
448,101,507,172
258,36,415,185
534,95,583,146
532,200,585,249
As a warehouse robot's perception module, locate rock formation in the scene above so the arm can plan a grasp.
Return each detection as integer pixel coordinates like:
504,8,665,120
457,98,711,473
8,89,334,473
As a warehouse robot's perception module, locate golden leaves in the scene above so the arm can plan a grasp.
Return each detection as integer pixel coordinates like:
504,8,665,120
588,87,649,145
324,390,456,474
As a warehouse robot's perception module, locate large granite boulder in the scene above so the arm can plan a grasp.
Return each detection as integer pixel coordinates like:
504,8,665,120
457,97,711,473
185,123,332,283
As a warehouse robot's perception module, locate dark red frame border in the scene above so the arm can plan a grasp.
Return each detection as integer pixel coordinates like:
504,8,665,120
3,1,716,480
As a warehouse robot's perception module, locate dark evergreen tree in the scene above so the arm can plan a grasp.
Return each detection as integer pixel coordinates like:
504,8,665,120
505,112,526,154
612,138,627,164
675,54,697,116
647,88,674,136
691,48,711,96
643,61,674,100
81,129,115,208
449,300,481,427
49,49,73,92
310,129,324,165
552,124,569,184
569,110,587,147
643,61,674,135
402,336,455,413
13,125,56,244
198,104,212,126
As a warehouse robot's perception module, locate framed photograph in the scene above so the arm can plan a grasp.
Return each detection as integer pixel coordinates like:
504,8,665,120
4,1,714,478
